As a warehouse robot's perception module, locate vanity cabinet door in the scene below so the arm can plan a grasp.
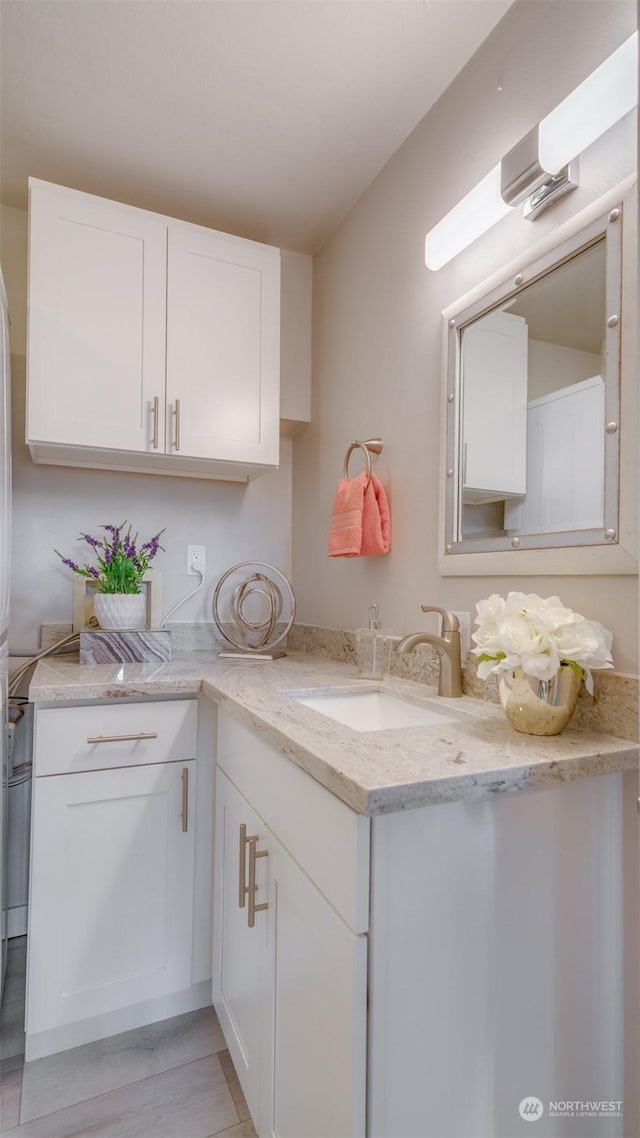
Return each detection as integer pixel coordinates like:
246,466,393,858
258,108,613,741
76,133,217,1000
212,770,268,1127
166,223,280,466
264,832,367,1138
213,767,367,1138
27,179,167,454
27,760,196,1039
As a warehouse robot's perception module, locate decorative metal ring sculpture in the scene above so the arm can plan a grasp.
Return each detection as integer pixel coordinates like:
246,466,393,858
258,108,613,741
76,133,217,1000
212,562,296,653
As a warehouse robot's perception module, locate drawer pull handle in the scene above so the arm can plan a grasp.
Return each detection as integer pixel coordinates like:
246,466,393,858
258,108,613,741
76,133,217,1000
86,731,159,744
152,395,160,450
247,835,268,929
181,767,189,833
174,399,181,451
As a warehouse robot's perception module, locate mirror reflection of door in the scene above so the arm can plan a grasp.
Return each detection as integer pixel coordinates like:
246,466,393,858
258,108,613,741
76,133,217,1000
459,238,606,540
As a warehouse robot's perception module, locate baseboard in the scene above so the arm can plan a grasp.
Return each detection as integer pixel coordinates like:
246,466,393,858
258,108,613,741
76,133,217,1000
24,978,212,1062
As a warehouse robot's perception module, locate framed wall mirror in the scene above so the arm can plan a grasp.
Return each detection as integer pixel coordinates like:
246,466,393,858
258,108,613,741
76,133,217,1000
440,185,637,576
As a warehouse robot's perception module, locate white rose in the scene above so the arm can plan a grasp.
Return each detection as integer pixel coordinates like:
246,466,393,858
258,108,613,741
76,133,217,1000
472,594,507,656
552,618,613,693
471,592,614,694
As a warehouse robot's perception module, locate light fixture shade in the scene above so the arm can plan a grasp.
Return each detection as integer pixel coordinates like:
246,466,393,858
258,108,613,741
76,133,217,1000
425,163,511,270
539,32,638,174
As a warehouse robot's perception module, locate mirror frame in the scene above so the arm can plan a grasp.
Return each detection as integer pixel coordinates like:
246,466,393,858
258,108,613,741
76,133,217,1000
438,179,637,577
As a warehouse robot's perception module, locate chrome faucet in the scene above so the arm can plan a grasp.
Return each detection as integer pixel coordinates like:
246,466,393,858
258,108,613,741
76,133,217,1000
397,606,463,698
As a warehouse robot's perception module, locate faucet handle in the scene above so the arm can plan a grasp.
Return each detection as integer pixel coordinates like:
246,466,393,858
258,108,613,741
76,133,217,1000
420,606,460,633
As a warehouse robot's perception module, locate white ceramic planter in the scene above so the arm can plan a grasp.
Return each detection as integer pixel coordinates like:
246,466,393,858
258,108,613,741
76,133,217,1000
93,593,146,630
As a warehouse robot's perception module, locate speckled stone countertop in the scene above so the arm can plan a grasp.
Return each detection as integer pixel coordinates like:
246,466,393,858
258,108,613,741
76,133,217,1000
29,652,639,815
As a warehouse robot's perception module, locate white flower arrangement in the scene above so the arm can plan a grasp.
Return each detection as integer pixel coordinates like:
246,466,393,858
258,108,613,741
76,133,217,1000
472,592,613,695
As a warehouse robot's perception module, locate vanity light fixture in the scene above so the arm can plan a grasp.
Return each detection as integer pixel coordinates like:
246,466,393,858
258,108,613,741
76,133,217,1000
425,31,638,270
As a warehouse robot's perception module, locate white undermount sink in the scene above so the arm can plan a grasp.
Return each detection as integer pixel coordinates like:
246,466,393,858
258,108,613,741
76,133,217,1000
289,688,460,732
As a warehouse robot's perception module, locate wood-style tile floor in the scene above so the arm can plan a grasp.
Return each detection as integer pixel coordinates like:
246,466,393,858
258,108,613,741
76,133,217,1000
0,938,256,1138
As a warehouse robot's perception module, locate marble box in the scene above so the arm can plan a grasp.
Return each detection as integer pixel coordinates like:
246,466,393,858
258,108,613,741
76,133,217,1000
79,629,172,665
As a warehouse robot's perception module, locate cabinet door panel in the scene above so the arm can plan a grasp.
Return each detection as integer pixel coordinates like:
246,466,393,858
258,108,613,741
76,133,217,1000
27,180,167,452
265,836,367,1138
166,225,280,464
212,771,267,1128
27,761,195,1035
504,375,605,534
462,310,527,501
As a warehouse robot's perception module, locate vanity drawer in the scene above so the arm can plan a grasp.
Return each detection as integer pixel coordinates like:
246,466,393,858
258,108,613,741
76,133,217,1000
217,711,369,933
34,699,198,776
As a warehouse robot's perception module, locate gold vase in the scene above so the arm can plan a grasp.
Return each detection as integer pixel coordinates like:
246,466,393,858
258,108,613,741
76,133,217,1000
498,665,581,736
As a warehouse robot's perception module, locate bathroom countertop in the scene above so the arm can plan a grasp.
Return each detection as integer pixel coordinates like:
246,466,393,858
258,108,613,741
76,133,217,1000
29,651,639,815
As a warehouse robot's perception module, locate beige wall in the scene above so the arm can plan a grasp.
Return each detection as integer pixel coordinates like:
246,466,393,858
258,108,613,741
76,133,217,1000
527,341,601,402
1,204,294,650
292,0,639,673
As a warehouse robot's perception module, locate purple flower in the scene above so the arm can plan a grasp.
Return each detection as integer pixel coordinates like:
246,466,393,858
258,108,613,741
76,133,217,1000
141,532,163,560
56,523,164,591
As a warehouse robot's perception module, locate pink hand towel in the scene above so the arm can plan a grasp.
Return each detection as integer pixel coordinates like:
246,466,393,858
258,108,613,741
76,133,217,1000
328,472,391,557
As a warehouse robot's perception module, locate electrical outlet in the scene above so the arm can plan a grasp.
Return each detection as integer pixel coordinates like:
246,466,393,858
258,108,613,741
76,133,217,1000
187,545,205,577
452,610,471,665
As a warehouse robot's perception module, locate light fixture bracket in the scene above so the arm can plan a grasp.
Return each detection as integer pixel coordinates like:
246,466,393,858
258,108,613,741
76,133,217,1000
500,125,579,221
500,126,549,207
522,159,579,221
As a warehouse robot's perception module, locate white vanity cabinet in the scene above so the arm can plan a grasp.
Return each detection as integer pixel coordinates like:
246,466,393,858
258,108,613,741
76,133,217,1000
213,713,369,1138
213,709,629,1138
26,697,214,1061
26,178,280,481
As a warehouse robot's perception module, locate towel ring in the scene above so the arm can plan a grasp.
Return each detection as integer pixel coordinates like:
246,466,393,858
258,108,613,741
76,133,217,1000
343,438,383,488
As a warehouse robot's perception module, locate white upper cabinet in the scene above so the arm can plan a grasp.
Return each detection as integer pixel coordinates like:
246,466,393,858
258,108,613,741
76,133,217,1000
27,180,167,455
461,310,528,503
166,223,279,465
26,179,282,481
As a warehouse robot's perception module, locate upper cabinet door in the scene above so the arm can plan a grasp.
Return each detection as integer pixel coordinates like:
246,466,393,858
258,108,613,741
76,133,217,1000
27,180,167,452
166,224,280,465
461,310,528,503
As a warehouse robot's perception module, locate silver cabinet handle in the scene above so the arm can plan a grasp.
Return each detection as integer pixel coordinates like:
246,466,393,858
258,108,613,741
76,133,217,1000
247,835,268,929
152,395,160,449
86,731,158,744
174,399,181,451
239,823,248,908
181,767,189,833
238,824,268,927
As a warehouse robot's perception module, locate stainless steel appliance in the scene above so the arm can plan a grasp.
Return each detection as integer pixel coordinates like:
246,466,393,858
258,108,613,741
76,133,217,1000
1,268,12,997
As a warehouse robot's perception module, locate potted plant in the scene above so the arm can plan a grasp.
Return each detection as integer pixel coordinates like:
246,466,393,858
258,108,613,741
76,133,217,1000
472,592,613,735
56,522,165,630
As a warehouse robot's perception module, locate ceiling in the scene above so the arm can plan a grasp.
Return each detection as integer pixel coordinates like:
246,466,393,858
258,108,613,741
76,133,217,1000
0,0,514,253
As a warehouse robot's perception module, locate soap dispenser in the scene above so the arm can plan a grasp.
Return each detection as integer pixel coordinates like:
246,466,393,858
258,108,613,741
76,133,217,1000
356,603,391,680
